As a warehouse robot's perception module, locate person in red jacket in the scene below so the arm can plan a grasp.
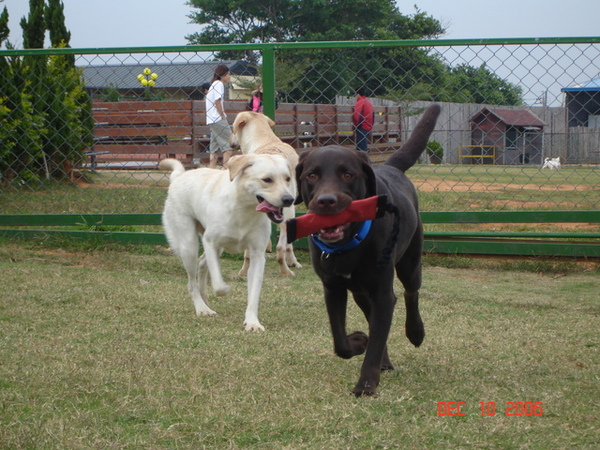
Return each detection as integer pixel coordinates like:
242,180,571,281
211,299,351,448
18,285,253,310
353,86,374,152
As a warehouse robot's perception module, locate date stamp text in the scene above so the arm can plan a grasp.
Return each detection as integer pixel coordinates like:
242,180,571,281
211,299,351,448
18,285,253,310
437,401,544,417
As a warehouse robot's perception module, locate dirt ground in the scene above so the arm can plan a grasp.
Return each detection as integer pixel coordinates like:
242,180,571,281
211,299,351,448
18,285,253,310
413,179,587,192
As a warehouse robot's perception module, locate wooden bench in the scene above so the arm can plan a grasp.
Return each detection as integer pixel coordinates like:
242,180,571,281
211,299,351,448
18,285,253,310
85,101,403,169
88,101,196,169
275,103,401,150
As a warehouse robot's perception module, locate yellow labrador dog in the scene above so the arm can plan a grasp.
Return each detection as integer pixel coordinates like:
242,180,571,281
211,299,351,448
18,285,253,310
160,154,295,331
230,111,301,276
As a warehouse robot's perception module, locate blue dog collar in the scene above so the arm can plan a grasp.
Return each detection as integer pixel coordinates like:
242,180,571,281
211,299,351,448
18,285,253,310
310,220,372,255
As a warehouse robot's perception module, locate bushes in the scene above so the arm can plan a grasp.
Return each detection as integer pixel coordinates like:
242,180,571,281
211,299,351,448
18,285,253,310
426,140,444,164
0,2,93,186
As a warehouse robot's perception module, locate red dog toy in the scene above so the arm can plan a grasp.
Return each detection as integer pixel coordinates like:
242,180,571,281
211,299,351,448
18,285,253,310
286,195,388,243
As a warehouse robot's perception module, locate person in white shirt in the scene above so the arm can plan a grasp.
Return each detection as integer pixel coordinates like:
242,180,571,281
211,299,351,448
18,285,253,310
206,64,233,169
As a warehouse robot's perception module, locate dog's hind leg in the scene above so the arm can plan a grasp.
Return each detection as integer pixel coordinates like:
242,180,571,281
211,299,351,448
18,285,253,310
197,254,209,302
202,239,231,297
238,250,250,277
396,242,425,347
275,225,295,277
274,206,302,276
178,236,216,317
353,291,395,371
284,205,301,271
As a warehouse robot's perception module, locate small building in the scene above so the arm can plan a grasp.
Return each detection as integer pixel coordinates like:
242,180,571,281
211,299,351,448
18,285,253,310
561,77,600,128
561,78,600,163
82,60,259,101
469,108,545,165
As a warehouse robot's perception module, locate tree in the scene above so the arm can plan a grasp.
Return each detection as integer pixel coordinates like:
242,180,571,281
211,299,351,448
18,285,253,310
0,0,92,184
187,1,443,44
0,6,44,182
186,1,524,106
0,6,8,43
441,64,523,106
187,0,446,103
45,0,70,47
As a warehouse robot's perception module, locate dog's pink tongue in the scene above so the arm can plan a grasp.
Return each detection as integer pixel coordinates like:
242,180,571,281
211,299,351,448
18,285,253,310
256,200,279,213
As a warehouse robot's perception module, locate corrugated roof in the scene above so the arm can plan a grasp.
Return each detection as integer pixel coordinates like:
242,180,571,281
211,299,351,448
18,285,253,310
472,108,545,127
561,77,600,92
82,61,257,89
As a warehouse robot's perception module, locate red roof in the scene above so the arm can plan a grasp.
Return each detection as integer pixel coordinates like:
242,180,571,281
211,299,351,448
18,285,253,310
472,108,545,127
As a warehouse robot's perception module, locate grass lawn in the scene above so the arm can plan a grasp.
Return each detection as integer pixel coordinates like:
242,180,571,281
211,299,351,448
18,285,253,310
1,164,598,215
0,240,598,448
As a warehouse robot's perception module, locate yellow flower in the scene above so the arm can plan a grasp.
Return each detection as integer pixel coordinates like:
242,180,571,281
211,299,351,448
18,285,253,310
137,74,144,81
141,79,149,86
151,73,158,80
143,68,151,75
148,80,156,87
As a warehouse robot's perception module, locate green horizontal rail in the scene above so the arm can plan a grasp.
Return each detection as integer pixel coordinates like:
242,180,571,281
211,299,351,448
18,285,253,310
0,214,162,227
1,37,598,57
425,231,600,239
2,210,598,227
420,210,600,223
423,240,600,258
1,211,598,257
0,229,167,245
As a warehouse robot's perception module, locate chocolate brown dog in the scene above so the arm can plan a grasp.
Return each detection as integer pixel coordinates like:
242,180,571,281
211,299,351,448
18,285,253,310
294,104,441,396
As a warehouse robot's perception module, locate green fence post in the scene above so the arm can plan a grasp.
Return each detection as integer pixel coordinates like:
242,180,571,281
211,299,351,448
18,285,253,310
262,46,276,120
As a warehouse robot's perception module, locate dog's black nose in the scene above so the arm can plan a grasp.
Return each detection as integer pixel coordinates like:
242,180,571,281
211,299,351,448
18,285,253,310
316,194,338,209
282,195,294,207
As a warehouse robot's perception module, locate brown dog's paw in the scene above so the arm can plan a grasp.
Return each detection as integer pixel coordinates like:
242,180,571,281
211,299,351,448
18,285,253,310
352,378,378,397
405,323,425,347
381,360,395,372
348,331,368,356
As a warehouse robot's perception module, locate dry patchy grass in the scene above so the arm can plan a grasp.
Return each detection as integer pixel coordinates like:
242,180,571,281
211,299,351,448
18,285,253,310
0,241,598,448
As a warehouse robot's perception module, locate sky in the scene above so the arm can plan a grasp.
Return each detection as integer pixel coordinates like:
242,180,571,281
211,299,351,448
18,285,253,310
1,0,599,49
2,0,598,107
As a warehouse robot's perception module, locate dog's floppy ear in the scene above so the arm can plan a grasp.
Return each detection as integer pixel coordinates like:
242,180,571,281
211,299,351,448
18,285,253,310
293,148,312,205
356,151,377,197
228,154,254,181
232,113,248,134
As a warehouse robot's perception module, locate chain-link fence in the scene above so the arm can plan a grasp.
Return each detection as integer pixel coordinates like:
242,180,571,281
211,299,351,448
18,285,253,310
1,38,599,216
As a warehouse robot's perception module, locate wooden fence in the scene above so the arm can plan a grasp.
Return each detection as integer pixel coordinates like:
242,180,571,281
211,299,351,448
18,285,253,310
86,100,402,169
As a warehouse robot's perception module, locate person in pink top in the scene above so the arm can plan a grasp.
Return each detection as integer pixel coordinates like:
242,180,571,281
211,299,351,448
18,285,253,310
353,86,374,152
247,84,263,113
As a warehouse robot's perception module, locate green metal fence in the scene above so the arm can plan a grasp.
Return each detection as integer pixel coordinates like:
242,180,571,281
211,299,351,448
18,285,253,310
1,38,599,257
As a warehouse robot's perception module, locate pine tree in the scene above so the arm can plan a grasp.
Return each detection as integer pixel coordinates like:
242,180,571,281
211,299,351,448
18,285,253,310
0,0,93,184
0,6,44,183
46,0,70,47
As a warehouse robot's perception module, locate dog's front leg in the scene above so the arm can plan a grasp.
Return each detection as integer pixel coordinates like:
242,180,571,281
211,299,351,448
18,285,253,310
202,241,230,297
324,284,368,360
243,248,266,331
276,206,302,276
354,290,395,397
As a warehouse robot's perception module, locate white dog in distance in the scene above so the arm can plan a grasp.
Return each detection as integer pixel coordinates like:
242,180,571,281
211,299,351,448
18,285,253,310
542,157,561,170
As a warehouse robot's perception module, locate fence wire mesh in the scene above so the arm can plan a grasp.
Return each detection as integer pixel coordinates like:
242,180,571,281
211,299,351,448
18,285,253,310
0,39,599,215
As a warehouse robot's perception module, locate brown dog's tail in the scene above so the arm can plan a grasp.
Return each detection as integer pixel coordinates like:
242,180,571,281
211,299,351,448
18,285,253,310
385,104,441,173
